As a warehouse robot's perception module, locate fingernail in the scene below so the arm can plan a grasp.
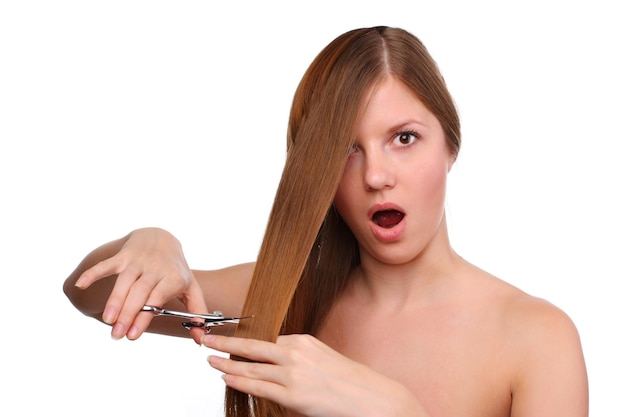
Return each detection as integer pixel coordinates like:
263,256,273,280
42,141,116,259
127,325,140,340
208,355,223,365
111,323,125,340
102,307,116,324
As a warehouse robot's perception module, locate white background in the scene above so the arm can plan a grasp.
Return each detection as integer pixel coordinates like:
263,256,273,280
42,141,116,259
1,1,624,416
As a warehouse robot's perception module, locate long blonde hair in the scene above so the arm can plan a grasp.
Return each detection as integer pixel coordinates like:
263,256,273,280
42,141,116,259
226,26,461,417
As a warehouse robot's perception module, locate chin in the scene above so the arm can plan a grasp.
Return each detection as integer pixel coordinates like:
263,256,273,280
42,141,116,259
363,246,426,267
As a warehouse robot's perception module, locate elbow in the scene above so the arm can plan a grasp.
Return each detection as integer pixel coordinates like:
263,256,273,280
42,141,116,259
62,274,109,320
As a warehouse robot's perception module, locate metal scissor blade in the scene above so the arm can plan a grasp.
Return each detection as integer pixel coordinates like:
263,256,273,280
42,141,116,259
142,305,253,329
181,317,253,329
142,305,228,321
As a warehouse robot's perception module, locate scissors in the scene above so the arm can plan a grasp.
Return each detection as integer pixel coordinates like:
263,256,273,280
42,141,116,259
142,305,252,332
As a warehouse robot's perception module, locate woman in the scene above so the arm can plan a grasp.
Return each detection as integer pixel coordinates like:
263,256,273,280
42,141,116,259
64,26,588,417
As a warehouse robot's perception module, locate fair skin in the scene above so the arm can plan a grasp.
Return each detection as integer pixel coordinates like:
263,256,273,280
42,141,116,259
65,77,588,417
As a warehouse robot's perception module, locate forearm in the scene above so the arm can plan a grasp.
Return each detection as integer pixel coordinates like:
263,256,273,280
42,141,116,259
193,263,255,317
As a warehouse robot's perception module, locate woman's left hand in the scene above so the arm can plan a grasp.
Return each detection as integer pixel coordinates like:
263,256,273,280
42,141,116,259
202,334,423,417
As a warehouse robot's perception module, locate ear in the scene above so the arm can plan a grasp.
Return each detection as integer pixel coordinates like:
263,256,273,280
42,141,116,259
447,153,457,173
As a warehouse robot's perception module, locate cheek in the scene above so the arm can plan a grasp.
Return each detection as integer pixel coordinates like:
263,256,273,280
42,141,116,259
333,177,353,217
333,164,363,223
415,162,448,208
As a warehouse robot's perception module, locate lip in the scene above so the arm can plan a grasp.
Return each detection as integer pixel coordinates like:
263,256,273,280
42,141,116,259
368,202,406,242
367,202,405,219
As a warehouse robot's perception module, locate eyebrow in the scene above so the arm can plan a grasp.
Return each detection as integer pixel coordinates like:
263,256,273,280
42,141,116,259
385,120,429,135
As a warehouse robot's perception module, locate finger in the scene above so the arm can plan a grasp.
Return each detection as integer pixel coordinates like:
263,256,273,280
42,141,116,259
101,266,145,324
208,355,284,385
202,335,283,364
180,282,210,344
113,274,160,340
75,256,121,289
125,277,205,342
208,355,287,401
220,372,286,403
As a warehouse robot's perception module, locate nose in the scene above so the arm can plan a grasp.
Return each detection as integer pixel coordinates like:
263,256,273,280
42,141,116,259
363,151,396,191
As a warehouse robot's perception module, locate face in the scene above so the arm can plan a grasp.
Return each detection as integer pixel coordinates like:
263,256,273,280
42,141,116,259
333,76,454,267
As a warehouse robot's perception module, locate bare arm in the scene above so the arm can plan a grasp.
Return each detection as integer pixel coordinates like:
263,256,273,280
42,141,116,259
510,299,589,417
63,235,128,319
63,228,254,341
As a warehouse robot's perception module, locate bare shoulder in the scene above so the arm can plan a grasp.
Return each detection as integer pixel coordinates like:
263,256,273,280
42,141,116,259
504,289,580,343
464,263,579,337
485,273,583,359
468,265,588,416
470,264,584,364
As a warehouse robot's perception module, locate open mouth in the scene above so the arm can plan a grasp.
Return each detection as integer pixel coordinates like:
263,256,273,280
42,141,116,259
372,209,405,229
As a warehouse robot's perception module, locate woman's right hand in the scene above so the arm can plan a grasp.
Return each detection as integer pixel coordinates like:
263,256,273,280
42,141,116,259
72,227,208,342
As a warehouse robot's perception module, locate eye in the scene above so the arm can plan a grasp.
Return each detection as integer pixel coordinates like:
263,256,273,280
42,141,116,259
347,143,359,155
393,130,419,146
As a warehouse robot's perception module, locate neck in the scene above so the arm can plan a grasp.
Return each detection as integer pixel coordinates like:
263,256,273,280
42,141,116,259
353,219,463,311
